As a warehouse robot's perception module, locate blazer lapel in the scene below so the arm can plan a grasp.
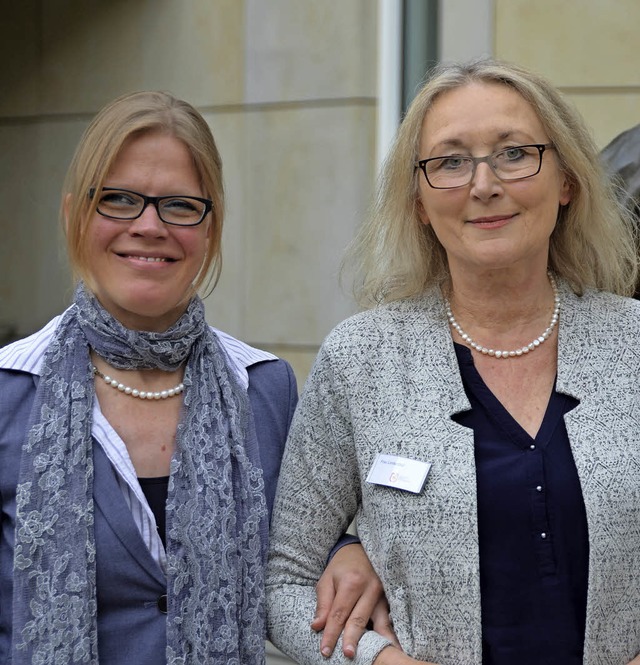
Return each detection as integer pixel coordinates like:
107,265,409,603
92,441,166,586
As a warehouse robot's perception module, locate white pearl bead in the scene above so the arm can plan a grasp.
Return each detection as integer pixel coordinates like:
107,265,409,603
92,366,185,401
444,271,559,360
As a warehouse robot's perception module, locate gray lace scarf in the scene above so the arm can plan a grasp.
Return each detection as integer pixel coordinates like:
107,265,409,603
12,283,269,664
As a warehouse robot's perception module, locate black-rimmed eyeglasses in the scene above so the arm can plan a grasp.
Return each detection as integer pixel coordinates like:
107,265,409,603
414,144,555,190
89,187,213,226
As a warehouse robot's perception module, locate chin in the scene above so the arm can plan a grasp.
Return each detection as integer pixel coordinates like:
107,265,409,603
112,299,186,332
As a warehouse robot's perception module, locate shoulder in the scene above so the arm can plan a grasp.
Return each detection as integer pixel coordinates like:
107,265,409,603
321,290,444,359
0,367,38,443
209,326,279,389
558,285,640,392
209,326,297,408
0,314,64,374
247,358,297,399
562,286,640,337
210,326,278,366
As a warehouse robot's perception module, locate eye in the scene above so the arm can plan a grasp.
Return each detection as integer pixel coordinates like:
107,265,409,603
162,197,200,213
429,155,469,172
100,190,138,208
498,146,528,162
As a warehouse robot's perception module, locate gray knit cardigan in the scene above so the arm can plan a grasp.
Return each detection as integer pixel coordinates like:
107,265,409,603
266,282,640,665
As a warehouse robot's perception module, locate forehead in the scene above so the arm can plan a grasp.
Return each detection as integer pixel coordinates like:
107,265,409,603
105,130,202,189
112,130,190,167
420,81,548,153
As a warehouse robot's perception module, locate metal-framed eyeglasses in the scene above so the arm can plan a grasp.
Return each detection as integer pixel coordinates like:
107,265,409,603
414,143,555,190
89,187,213,226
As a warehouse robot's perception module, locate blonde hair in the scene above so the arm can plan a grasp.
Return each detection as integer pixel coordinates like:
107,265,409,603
62,90,224,296
346,59,638,307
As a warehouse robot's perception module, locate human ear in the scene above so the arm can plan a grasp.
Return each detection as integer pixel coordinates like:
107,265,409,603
416,197,430,226
559,177,572,206
63,193,72,234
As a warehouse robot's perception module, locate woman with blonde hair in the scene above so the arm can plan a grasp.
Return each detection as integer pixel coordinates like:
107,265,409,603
267,60,640,664
0,91,391,664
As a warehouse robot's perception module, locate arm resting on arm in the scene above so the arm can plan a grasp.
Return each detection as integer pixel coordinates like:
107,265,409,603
314,542,399,658
266,340,394,665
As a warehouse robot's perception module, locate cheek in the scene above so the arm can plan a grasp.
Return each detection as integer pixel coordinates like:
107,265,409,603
418,189,465,229
83,220,112,268
180,228,209,271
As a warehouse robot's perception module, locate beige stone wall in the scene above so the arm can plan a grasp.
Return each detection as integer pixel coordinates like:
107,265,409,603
0,0,376,387
495,0,640,148
4,1,635,376
1,2,637,661
1,6,376,663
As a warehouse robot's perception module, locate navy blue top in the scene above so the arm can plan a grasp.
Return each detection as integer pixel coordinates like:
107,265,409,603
138,476,169,550
451,344,589,665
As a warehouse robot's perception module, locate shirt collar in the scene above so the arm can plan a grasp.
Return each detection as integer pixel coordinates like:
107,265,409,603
0,311,277,389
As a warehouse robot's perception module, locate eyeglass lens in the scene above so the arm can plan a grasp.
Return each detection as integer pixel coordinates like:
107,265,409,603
97,189,207,225
425,145,543,188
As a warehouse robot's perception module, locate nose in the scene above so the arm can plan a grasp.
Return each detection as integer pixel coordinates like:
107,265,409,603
128,202,168,238
469,161,502,201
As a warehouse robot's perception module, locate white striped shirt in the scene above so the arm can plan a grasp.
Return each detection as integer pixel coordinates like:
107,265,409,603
0,309,277,575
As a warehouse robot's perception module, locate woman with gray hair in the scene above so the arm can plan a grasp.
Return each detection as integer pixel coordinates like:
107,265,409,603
266,59,640,664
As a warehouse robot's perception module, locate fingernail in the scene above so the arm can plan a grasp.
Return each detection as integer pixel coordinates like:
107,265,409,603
344,644,355,658
321,647,332,657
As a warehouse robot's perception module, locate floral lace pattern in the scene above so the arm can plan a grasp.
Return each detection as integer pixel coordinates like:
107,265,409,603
13,283,268,664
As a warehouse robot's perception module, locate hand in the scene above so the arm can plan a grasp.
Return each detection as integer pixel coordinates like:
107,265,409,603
627,656,640,664
311,543,400,658
373,645,438,665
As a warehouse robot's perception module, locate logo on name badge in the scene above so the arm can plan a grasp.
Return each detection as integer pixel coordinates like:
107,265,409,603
366,453,432,494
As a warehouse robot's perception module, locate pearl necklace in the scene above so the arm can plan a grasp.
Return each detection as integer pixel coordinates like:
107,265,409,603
445,272,560,359
92,365,185,400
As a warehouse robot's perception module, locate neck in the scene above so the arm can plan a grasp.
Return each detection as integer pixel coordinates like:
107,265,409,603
446,266,555,330
444,268,560,358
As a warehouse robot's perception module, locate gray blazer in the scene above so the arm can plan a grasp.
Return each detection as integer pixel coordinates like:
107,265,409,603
267,282,640,665
0,358,298,664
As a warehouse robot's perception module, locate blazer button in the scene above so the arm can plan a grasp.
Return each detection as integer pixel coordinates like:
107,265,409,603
158,594,168,614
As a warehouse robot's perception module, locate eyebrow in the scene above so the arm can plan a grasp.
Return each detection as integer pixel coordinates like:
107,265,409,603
429,130,535,155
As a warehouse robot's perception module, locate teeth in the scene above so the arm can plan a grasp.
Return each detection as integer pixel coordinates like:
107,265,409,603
133,256,168,262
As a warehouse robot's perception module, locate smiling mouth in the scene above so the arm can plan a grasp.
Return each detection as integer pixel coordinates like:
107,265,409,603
468,214,516,224
118,253,176,263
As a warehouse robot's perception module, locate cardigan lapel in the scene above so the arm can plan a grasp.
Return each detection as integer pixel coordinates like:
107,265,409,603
408,289,472,419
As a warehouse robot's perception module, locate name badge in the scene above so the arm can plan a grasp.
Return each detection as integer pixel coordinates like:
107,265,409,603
366,453,432,494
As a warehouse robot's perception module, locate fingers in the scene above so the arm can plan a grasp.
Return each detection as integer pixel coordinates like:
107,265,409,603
320,574,382,658
369,598,401,650
373,645,435,665
311,570,335,632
